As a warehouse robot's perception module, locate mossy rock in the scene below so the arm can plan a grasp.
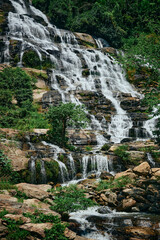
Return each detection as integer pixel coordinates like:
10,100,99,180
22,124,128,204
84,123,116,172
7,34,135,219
45,160,59,183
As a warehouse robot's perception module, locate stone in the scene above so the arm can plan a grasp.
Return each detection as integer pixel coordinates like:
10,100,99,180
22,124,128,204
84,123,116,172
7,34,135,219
2,214,30,224
133,162,151,176
115,169,137,179
20,223,53,238
64,228,77,239
122,187,145,197
122,198,136,211
16,183,49,200
23,199,50,210
124,226,157,238
74,32,96,48
104,191,117,207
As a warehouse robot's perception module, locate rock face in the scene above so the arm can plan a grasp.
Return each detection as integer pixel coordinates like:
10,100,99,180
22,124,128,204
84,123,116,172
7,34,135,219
16,183,50,200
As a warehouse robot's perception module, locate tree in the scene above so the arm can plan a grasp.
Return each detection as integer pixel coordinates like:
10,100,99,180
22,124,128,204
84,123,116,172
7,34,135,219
46,103,89,147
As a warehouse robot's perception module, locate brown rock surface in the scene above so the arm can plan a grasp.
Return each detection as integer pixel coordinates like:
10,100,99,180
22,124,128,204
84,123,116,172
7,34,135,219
20,223,53,238
115,169,137,179
133,162,150,176
16,183,49,200
122,198,136,210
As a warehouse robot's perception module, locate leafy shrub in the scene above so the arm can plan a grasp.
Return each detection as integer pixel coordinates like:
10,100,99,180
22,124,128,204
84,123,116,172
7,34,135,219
51,184,96,213
23,212,60,224
0,150,21,183
2,218,30,240
96,176,134,191
0,209,8,218
101,143,110,151
114,145,130,162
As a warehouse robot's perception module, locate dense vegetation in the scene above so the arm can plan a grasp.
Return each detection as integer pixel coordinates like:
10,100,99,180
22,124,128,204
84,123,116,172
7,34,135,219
50,184,96,213
32,0,160,47
0,67,48,130
46,103,88,147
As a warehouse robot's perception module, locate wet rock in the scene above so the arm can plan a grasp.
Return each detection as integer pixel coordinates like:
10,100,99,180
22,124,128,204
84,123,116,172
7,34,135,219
133,162,151,176
99,171,113,180
123,226,158,239
97,206,112,214
104,191,117,207
74,32,96,48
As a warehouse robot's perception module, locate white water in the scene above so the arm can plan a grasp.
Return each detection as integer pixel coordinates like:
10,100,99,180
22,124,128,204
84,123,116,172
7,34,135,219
30,156,36,183
7,0,143,144
69,206,138,240
68,153,76,179
40,159,47,183
42,141,69,182
147,152,155,167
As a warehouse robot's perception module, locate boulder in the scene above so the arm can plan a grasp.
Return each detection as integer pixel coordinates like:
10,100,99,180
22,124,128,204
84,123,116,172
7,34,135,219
122,198,136,211
64,228,77,239
133,162,151,176
151,168,160,177
20,223,53,238
74,32,96,48
104,191,117,207
124,226,157,239
23,199,50,210
2,214,30,224
16,183,50,200
115,169,137,179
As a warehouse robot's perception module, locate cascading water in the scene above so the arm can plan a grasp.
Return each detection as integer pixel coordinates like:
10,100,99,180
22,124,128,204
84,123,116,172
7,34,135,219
40,159,47,183
81,154,112,178
42,141,69,183
30,155,36,184
5,0,144,144
146,152,155,167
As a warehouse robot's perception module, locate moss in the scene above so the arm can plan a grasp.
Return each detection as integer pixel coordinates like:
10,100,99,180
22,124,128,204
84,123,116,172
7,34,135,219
45,160,59,183
35,159,41,183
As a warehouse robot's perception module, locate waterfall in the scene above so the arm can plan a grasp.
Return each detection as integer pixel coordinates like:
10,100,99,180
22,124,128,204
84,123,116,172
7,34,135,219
30,156,36,184
40,159,47,183
68,154,76,179
42,141,69,182
81,154,112,178
146,153,155,167
5,0,145,144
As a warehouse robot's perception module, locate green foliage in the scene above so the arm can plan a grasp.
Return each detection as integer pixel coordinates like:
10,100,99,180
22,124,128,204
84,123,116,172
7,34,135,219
51,184,96,214
14,190,28,203
97,176,134,191
45,224,68,240
0,150,21,183
46,103,89,147
32,0,160,48
23,212,67,240
0,209,8,218
0,67,49,130
2,218,30,240
85,146,93,151
45,160,59,183
114,145,130,162
23,212,60,223
0,181,16,190
101,143,110,151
